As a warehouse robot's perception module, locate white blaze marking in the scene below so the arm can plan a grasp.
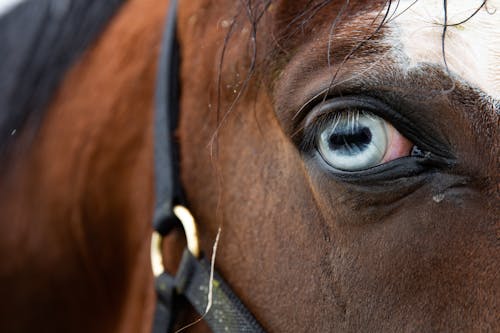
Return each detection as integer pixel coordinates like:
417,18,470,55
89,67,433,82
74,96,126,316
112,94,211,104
387,0,500,99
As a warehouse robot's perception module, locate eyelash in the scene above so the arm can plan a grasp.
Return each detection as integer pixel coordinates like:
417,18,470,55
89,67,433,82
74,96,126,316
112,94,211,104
299,96,400,151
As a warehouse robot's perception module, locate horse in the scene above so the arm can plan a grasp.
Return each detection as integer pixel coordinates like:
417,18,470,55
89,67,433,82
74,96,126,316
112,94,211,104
0,0,498,332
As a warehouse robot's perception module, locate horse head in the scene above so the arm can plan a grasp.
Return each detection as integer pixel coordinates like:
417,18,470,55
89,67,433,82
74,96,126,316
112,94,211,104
175,0,499,331
0,0,498,332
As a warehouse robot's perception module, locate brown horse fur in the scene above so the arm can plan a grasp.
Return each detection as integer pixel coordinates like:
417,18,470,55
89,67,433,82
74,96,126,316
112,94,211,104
0,0,163,331
1,0,499,332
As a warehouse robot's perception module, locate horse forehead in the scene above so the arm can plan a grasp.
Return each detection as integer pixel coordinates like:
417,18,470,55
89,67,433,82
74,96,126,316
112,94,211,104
385,0,500,99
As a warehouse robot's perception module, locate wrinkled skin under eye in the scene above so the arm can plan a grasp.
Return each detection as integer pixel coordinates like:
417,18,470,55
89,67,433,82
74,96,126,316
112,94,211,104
317,110,413,171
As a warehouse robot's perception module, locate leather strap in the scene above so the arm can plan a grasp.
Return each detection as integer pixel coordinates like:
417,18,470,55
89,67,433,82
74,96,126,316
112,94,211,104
154,250,266,333
152,0,266,332
153,0,182,236
153,273,177,333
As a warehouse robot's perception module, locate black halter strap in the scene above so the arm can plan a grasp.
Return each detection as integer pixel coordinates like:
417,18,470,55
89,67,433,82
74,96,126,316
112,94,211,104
152,1,266,332
153,0,183,235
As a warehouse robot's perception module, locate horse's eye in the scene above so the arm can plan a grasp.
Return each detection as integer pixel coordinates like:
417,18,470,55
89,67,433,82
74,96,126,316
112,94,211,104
316,110,413,171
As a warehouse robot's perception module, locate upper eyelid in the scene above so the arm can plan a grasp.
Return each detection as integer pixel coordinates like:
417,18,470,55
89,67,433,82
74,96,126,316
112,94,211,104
303,96,396,126
298,99,379,152
292,82,394,128
293,88,330,121
299,95,455,161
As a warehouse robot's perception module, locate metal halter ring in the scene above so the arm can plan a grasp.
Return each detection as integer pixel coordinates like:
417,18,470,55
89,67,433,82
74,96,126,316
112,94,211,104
151,205,200,277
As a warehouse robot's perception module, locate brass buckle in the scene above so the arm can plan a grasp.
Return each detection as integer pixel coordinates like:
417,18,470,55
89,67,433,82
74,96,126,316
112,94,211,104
151,205,200,277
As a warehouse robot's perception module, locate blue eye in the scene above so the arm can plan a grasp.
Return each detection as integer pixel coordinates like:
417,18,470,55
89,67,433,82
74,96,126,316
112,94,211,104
317,110,389,171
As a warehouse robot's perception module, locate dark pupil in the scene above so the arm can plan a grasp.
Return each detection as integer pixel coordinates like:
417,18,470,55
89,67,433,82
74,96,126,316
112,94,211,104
329,126,372,153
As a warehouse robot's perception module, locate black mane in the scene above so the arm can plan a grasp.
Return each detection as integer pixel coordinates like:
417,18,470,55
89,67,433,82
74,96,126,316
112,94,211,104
0,0,126,154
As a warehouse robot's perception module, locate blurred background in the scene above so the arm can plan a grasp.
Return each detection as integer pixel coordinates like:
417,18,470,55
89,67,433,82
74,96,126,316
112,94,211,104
0,0,24,15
